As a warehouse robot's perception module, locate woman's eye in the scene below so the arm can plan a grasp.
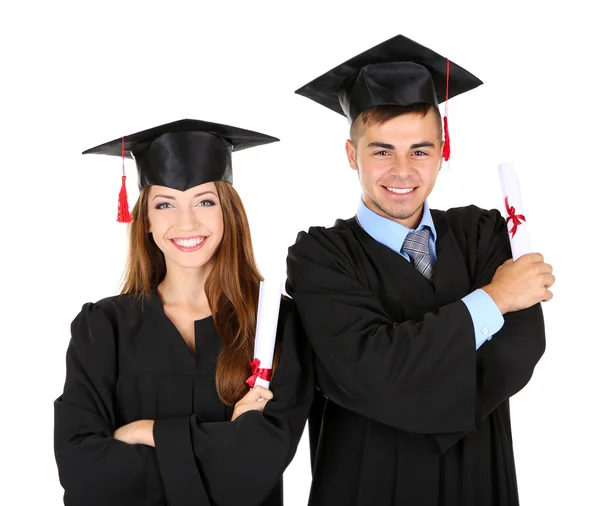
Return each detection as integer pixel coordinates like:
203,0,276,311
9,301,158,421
196,199,215,207
155,202,174,209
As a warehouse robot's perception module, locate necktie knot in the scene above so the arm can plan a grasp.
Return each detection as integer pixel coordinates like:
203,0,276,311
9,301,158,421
402,228,433,280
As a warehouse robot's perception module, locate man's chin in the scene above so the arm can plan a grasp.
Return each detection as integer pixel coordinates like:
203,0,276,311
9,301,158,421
375,199,422,222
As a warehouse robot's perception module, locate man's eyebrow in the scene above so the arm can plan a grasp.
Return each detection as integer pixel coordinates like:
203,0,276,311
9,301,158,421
366,141,437,150
410,141,436,149
367,142,396,150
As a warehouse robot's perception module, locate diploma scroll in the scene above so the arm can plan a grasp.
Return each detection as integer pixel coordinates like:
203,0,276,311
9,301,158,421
245,279,282,389
498,162,532,260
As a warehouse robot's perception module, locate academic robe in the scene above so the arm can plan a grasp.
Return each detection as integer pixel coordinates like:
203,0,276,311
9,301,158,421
54,292,314,506
286,205,545,506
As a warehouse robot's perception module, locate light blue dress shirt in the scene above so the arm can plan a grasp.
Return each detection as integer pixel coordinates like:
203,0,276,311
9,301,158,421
356,198,504,349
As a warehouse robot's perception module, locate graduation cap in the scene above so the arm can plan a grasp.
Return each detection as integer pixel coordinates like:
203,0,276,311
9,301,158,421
83,119,279,222
295,34,483,161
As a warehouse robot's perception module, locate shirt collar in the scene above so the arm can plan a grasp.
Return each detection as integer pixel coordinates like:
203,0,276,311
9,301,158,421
356,197,437,253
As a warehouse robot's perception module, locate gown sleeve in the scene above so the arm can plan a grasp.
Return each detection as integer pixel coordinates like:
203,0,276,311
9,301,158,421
470,208,545,418
54,302,165,506
152,298,315,506
434,208,545,452
285,209,545,444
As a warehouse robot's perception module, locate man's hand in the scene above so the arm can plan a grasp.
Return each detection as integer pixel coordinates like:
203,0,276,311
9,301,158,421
483,253,554,314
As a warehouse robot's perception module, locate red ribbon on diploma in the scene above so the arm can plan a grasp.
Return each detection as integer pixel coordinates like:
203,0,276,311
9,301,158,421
505,196,526,238
245,358,273,388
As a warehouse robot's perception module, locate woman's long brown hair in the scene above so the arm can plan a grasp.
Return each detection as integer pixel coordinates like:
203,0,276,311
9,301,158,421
121,181,276,405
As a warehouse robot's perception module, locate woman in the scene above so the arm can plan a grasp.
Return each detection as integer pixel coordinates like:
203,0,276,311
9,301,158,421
54,119,314,506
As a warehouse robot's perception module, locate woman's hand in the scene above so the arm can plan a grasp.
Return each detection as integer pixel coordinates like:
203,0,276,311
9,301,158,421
113,420,155,447
231,386,273,421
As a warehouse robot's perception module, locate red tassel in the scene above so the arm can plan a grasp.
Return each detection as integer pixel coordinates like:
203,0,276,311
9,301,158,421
442,57,451,162
117,175,132,223
442,115,450,161
117,137,132,223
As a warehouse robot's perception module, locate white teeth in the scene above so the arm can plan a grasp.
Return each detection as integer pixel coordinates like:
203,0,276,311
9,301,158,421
386,187,414,194
173,237,205,248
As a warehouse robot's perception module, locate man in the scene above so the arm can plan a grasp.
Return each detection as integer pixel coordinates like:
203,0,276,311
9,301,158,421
287,34,554,506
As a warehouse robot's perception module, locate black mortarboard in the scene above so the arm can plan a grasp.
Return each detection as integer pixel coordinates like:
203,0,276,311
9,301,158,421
83,119,279,222
295,34,483,124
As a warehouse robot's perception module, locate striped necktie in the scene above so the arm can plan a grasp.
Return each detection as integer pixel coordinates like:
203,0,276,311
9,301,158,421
402,227,434,280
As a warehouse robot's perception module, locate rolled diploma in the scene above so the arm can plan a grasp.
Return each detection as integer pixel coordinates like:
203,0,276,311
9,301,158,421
252,279,282,389
498,162,532,260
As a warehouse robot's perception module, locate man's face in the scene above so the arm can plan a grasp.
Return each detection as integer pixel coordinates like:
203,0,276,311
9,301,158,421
346,109,443,229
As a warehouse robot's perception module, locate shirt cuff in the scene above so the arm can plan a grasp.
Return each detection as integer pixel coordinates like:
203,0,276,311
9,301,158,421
462,289,505,349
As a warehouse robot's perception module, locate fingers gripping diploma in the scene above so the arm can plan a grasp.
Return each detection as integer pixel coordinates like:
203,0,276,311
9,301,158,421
483,253,555,314
232,386,274,421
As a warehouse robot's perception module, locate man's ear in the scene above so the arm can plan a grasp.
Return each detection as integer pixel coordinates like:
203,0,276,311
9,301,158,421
346,139,358,171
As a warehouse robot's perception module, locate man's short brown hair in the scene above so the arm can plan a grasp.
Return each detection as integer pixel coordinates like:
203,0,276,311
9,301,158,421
349,103,442,145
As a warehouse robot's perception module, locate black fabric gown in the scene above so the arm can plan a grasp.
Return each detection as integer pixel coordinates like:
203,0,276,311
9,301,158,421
54,292,314,506
286,205,545,506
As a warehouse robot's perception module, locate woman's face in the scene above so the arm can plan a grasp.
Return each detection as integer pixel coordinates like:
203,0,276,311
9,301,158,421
147,182,224,271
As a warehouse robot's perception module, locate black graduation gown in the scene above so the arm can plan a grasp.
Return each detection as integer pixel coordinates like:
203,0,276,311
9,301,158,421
54,292,314,506
286,205,545,506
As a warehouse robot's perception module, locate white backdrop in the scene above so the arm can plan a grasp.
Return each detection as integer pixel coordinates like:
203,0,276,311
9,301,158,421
1,1,598,504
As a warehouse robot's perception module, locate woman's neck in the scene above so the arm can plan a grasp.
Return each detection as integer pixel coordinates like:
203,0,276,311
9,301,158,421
157,260,214,310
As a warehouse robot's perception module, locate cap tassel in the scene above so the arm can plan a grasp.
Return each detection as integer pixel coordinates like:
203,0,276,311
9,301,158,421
442,58,451,162
117,137,132,223
442,115,450,161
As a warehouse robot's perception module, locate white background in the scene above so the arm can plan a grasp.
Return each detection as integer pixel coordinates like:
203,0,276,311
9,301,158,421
1,0,598,504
